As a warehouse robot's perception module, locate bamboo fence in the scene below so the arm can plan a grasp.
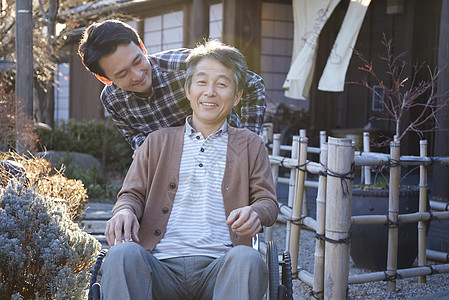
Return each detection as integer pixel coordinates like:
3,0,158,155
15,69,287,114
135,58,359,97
261,125,449,299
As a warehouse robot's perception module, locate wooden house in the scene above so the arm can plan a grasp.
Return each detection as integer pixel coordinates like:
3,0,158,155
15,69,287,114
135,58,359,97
58,0,445,150
57,0,449,223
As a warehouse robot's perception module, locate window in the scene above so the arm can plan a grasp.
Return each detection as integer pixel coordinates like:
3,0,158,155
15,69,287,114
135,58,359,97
144,11,184,53
210,3,223,40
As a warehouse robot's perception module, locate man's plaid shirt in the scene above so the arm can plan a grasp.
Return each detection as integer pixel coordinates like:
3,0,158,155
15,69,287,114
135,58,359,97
100,48,266,150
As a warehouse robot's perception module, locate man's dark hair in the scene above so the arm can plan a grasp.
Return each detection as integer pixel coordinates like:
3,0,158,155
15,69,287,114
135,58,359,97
78,20,141,77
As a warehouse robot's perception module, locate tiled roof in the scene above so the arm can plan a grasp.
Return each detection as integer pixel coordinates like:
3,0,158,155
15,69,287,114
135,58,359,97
64,0,135,14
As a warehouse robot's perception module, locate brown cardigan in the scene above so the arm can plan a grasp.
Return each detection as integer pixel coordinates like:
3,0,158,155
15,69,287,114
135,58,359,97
113,124,279,251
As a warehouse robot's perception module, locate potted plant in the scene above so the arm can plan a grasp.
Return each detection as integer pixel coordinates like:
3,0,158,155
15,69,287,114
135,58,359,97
348,35,448,270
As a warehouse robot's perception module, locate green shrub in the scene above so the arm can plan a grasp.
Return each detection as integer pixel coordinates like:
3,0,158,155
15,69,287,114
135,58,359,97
58,155,120,200
36,118,133,173
0,180,101,299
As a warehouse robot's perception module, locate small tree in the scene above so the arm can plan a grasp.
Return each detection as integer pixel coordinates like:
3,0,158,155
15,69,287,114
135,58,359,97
0,85,37,153
353,35,449,147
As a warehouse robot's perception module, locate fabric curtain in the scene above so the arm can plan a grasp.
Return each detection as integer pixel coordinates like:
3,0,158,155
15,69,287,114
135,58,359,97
318,0,372,92
283,0,341,100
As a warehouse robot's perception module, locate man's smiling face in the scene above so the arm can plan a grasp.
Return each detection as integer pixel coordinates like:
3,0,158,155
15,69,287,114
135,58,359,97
98,42,153,98
185,58,243,134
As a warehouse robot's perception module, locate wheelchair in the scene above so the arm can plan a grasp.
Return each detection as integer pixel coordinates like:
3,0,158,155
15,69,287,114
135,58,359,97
88,241,292,300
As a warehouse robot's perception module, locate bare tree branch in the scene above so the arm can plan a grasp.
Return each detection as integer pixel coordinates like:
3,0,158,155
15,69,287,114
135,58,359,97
349,35,449,146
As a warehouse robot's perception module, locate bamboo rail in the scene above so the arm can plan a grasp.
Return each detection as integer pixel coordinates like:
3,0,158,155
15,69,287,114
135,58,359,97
427,249,449,262
348,264,449,284
298,269,314,287
351,211,449,224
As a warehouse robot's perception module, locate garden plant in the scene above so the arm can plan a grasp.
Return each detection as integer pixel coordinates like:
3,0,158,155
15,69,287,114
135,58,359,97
349,35,449,271
352,35,449,188
0,179,100,299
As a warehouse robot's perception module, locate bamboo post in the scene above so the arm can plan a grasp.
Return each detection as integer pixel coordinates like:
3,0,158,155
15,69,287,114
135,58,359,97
313,143,328,299
266,133,281,243
300,130,308,217
286,136,300,250
386,140,400,292
418,140,428,283
289,137,308,277
271,133,281,182
363,132,372,185
261,126,269,145
320,131,327,148
324,137,354,300
266,123,274,142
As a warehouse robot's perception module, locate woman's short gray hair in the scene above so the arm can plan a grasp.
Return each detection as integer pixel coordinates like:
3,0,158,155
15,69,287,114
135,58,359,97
185,40,248,95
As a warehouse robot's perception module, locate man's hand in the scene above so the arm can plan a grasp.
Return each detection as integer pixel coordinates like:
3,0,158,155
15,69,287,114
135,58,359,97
226,206,262,238
105,209,140,246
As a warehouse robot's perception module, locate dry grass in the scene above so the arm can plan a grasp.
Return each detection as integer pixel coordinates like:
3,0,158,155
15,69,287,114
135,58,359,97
0,151,88,220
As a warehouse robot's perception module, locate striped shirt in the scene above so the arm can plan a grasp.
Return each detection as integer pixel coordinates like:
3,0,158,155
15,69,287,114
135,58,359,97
152,118,232,259
100,48,266,150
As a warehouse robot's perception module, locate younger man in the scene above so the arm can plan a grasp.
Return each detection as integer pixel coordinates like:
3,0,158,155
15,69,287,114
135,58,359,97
78,20,266,150
100,40,278,300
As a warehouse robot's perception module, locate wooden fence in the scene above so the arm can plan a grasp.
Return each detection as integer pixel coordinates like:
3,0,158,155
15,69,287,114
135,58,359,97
261,124,449,299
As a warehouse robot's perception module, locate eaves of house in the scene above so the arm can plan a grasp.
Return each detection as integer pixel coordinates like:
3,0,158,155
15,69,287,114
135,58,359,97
60,0,187,19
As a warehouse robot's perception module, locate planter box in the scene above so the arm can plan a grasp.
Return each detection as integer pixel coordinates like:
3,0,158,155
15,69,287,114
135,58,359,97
350,188,420,271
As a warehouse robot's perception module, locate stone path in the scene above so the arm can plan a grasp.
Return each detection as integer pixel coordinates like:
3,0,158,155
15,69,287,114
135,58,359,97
79,202,113,248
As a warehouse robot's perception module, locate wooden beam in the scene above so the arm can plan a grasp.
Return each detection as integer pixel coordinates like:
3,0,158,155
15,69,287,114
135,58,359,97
192,0,209,45
15,0,33,117
432,0,449,202
183,0,209,48
15,0,34,154
222,0,261,73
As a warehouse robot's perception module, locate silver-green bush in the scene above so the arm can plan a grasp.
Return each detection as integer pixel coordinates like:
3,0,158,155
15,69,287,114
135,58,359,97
0,180,101,299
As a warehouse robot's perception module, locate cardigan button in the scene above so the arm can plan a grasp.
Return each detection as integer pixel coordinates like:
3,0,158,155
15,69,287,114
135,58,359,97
162,207,169,214
169,183,176,189
154,229,161,236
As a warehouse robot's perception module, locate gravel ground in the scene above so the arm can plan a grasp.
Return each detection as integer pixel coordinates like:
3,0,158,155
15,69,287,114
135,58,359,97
269,221,449,300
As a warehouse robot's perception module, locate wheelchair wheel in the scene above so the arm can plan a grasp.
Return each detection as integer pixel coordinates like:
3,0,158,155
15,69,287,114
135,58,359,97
88,249,108,300
266,241,279,300
281,251,293,300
